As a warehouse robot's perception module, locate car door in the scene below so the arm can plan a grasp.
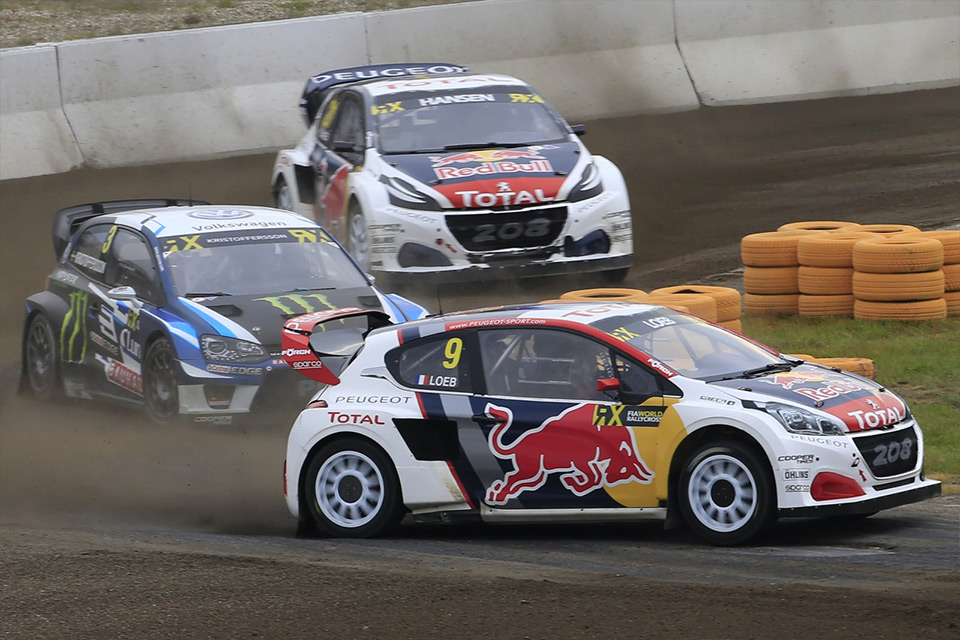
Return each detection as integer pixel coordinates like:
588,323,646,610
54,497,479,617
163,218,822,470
92,227,162,400
311,91,366,239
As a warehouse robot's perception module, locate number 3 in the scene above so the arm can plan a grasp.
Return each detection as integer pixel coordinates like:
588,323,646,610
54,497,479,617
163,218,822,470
443,338,463,369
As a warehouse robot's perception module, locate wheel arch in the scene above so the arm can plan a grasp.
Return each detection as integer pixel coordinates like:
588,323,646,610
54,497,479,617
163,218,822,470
664,424,776,530
297,430,407,526
20,293,68,390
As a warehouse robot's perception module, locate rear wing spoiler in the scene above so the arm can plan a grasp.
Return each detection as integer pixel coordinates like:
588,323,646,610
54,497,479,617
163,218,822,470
299,62,470,126
53,198,209,258
281,307,393,385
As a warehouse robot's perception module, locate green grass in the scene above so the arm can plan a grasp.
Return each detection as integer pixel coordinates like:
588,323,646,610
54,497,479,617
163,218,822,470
742,315,960,492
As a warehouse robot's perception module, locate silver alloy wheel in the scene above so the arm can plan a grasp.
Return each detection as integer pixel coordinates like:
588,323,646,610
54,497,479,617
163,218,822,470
348,206,371,272
314,450,385,528
26,316,56,393
687,453,758,533
275,179,294,211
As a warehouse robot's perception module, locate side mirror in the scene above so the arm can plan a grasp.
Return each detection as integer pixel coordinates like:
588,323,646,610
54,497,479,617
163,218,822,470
571,124,586,136
107,285,137,301
597,377,619,392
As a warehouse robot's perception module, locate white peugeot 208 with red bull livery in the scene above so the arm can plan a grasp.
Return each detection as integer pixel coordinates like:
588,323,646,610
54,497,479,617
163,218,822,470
270,63,632,283
280,301,940,545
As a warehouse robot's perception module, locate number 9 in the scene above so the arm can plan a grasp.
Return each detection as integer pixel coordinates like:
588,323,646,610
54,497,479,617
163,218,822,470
443,338,462,369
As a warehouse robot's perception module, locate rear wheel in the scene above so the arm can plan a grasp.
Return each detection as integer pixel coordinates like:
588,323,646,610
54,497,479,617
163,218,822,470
24,314,60,397
304,438,404,538
679,440,775,545
142,337,179,423
347,201,371,272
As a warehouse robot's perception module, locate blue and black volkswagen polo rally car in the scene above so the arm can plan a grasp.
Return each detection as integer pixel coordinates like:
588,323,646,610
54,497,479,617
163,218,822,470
20,200,428,424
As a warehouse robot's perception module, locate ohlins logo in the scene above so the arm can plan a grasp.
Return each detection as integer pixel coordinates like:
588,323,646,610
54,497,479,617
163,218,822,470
61,291,89,362
255,293,336,315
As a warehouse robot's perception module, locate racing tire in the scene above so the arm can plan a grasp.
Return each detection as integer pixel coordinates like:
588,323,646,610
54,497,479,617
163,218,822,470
851,237,944,274
796,232,882,268
651,286,742,322
810,357,876,379
347,201,372,273
644,293,717,321
24,313,61,398
944,291,960,317
560,287,647,302
851,270,945,302
740,231,806,267
901,230,960,265
142,337,180,423
777,220,861,233
797,266,855,295
798,294,855,317
853,298,948,321
273,176,295,212
304,437,404,538
743,293,799,316
678,440,775,546
943,263,960,291
743,266,800,295
855,223,920,236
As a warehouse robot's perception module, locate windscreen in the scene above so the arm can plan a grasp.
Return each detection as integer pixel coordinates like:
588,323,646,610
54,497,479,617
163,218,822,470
372,87,569,154
162,229,370,297
591,309,782,381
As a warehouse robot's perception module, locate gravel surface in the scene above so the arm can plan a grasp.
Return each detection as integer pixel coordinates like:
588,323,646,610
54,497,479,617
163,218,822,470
0,0,468,49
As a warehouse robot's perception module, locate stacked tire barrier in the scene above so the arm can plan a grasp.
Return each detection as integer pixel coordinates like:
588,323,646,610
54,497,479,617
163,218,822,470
556,285,743,330
741,221,959,320
851,231,957,320
740,220,863,317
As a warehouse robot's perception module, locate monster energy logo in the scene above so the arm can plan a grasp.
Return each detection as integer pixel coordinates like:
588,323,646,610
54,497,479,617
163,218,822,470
255,293,336,315
61,290,89,362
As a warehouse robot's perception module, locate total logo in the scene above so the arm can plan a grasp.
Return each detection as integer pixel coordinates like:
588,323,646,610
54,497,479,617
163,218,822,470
328,412,385,425
454,186,555,207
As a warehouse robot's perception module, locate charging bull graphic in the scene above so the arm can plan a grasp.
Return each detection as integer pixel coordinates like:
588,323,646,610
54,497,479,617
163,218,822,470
484,402,654,505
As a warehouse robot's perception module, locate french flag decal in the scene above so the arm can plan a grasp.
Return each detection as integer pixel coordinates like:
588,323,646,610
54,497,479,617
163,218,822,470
417,375,427,385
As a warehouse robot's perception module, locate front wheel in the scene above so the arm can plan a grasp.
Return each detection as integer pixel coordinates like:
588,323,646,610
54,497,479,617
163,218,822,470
274,176,295,212
142,337,179,423
347,201,371,272
304,438,404,538
24,313,60,398
678,440,775,545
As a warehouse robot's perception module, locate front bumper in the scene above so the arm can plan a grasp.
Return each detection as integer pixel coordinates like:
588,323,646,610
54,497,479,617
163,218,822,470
779,476,941,517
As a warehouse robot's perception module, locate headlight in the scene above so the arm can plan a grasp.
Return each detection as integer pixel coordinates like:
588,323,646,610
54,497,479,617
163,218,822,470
567,162,603,202
381,175,442,211
762,401,846,436
201,334,266,363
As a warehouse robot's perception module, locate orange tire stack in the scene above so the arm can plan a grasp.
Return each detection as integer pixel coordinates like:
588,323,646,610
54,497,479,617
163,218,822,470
900,230,960,317
740,227,816,316
650,285,741,330
851,236,947,321
794,229,880,317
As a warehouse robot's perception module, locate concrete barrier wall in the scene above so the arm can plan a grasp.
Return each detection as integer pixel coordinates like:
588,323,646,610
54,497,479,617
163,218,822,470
0,47,84,179
365,0,699,121
2,0,958,181
676,0,960,105
57,14,367,170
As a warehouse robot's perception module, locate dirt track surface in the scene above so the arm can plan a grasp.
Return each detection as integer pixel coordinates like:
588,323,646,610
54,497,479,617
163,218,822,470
2,86,960,639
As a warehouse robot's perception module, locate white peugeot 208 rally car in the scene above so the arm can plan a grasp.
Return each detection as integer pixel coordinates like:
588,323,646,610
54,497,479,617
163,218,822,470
271,63,632,282
278,301,940,545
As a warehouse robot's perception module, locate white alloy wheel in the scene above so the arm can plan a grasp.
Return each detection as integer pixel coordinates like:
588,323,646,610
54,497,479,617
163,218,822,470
687,453,758,533
314,450,385,529
347,202,371,272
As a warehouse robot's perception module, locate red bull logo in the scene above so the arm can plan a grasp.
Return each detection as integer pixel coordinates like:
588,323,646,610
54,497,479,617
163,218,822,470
484,403,654,505
758,371,828,390
430,147,554,180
